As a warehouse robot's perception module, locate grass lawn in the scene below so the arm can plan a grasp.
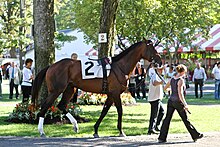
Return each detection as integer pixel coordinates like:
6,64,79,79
0,94,220,137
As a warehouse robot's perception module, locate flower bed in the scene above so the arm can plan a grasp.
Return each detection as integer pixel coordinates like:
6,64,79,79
77,92,136,105
8,100,89,124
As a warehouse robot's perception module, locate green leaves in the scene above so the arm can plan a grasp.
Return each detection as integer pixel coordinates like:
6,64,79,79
56,0,219,48
0,0,32,57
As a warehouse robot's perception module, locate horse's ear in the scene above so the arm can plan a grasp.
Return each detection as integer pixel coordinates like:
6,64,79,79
143,37,147,42
143,38,153,45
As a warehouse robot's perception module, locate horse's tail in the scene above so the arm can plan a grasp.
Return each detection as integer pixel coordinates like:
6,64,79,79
31,66,50,107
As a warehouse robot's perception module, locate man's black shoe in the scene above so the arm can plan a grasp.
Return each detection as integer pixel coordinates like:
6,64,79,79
158,139,167,143
193,134,203,142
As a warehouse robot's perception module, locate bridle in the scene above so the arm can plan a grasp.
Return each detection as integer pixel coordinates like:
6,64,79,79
112,41,162,89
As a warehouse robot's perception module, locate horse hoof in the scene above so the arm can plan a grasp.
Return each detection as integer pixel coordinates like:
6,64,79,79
73,125,79,133
119,132,126,137
93,134,99,138
40,133,46,138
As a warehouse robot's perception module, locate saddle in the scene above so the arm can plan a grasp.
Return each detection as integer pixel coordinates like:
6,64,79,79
89,57,111,94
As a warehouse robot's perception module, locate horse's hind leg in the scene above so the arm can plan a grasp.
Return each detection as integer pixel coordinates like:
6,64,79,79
113,94,126,137
57,84,78,133
37,91,62,137
94,96,113,138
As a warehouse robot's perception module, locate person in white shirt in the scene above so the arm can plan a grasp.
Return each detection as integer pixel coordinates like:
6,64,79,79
212,62,220,99
8,62,21,99
147,65,165,135
192,63,207,98
148,63,156,79
21,58,34,103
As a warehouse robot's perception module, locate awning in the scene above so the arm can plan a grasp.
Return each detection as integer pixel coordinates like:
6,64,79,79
85,48,98,56
156,24,220,53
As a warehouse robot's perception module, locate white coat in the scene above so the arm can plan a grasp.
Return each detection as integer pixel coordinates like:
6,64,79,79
8,66,21,85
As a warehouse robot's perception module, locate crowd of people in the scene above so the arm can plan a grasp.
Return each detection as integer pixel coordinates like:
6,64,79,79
128,61,220,101
1,59,34,103
127,60,220,142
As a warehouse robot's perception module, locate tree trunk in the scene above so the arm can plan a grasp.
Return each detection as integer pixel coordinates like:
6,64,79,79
9,47,17,58
33,0,55,105
98,0,119,58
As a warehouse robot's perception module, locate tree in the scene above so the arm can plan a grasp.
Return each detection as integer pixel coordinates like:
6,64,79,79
33,0,55,104
0,0,32,58
55,0,102,45
98,0,119,57
56,0,220,59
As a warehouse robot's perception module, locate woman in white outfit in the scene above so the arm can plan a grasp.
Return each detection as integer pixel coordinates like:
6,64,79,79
21,58,34,103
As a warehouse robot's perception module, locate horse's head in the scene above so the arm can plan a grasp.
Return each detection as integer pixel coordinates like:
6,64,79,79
141,38,162,66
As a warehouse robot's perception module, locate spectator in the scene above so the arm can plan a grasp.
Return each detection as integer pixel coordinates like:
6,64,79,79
148,63,155,79
147,65,165,135
164,63,170,76
8,62,21,99
158,64,203,143
70,53,78,103
5,64,10,80
71,53,78,60
166,66,175,80
128,68,136,98
134,62,147,99
21,59,34,103
166,66,176,95
192,63,207,98
212,62,220,100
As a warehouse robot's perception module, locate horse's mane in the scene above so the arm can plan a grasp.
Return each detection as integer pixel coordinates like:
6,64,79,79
112,41,143,62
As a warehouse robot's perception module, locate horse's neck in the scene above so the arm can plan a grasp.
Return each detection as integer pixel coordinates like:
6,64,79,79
116,49,142,75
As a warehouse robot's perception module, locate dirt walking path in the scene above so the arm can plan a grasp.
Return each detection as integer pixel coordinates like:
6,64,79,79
0,132,219,147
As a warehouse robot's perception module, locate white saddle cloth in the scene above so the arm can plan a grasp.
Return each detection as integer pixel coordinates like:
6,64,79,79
81,58,111,79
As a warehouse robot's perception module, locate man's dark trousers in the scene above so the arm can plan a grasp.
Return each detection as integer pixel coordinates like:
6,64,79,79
194,79,204,98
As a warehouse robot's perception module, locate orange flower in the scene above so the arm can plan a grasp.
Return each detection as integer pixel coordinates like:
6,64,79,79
28,105,34,112
51,106,55,112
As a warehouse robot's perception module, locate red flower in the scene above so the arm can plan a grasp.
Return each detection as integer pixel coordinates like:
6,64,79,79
51,106,55,112
71,105,75,109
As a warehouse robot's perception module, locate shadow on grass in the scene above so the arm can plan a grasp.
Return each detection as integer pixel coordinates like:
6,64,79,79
0,94,21,102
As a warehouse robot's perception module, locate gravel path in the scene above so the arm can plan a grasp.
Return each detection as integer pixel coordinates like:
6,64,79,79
0,132,219,147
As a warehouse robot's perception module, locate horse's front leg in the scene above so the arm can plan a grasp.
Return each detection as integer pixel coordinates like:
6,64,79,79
114,94,126,137
93,97,113,138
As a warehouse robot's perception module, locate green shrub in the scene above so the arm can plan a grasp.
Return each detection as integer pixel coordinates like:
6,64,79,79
8,100,82,124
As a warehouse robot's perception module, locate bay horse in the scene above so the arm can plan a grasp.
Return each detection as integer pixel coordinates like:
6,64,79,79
32,39,162,137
